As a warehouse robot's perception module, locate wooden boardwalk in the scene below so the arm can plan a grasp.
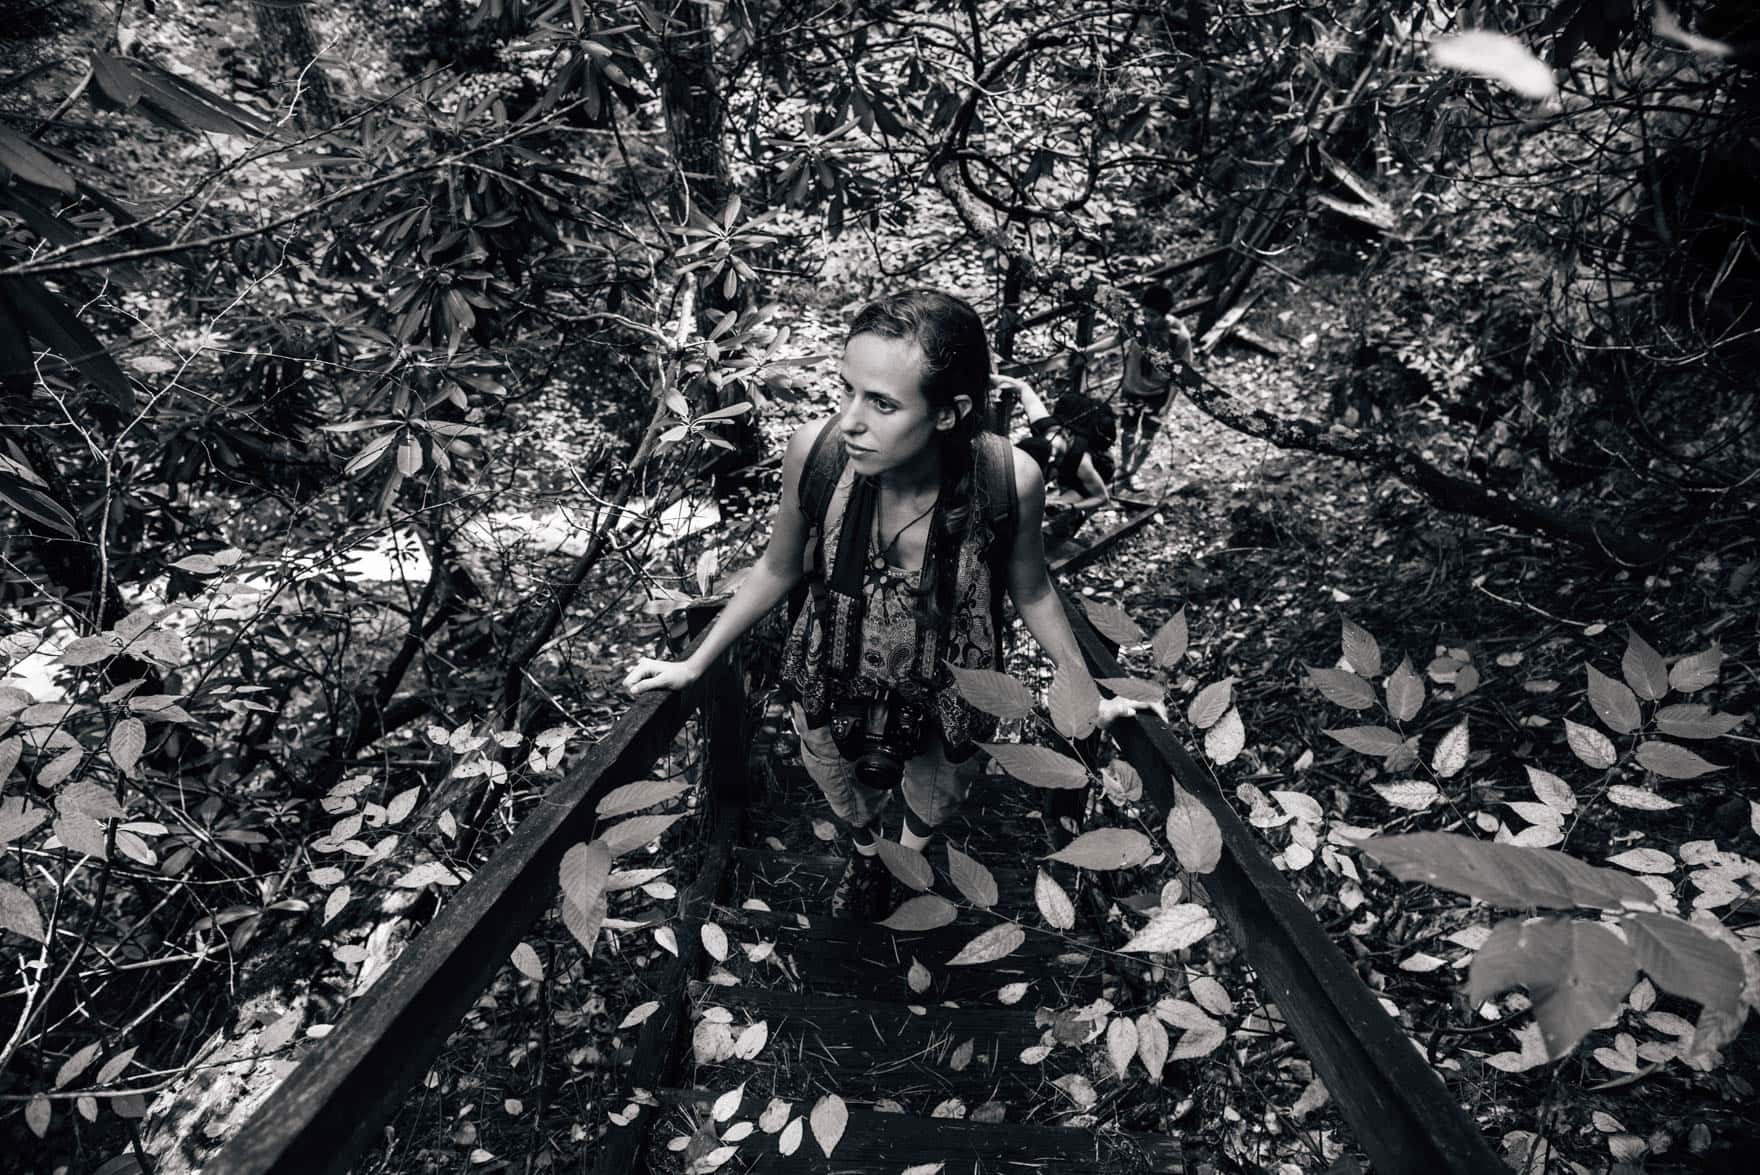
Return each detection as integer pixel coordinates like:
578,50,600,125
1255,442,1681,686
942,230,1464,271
630,731,1184,1174
214,522,1502,1175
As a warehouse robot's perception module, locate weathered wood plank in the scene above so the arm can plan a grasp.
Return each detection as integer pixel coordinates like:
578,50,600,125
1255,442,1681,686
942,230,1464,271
715,905,1102,1003
211,656,701,1174
1048,501,1159,575
683,981,1081,1108
654,1088,1182,1173
1061,590,1502,1174
734,848,1042,914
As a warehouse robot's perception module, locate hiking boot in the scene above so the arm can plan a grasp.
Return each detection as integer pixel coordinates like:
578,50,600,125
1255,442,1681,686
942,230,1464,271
831,850,891,921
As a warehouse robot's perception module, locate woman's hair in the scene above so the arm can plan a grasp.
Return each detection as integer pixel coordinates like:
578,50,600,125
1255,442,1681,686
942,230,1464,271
1140,284,1175,316
846,288,992,464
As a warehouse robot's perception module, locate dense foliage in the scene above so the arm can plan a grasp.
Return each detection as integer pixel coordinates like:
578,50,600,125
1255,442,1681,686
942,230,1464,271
2,0,1756,1171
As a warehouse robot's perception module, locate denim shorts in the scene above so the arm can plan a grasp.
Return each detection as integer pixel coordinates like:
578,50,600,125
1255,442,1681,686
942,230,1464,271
790,702,981,830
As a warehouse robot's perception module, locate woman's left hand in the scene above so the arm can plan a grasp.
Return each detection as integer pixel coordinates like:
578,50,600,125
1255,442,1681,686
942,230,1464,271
1096,696,1166,729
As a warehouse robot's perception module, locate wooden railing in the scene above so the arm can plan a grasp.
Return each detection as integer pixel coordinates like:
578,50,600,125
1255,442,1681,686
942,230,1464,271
214,534,1498,1175
1061,589,1501,1173
211,620,752,1175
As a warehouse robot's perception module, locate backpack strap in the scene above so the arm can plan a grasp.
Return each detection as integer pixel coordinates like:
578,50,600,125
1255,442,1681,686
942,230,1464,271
786,417,846,628
973,431,1018,655
797,416,844,530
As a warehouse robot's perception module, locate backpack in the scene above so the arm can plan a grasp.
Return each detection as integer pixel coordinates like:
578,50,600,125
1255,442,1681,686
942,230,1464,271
789,418,1018,654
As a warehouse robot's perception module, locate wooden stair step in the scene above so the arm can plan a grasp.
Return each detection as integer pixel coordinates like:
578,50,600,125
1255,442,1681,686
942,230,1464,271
649,1088,1182,1174
712,906,1104,1003
683,982,1083,1111
734,848,1046,915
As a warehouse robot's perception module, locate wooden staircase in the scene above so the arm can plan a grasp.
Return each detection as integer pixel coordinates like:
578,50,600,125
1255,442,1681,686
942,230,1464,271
635,724,1183,1174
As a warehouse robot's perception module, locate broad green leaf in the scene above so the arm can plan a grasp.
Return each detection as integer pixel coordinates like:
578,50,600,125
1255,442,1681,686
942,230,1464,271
979,742,1087,789
1361,832,1654,911
1034,868,1075,930
1106,1015,1138,1078
1096,676,1164,704
1467,917,1634,1059
778,1116,803,1155
1634,740,1721,779
620,1001,659,1029
701,923,729,961
1607,848,1674,874
1524,767,1576,814
1667,644,1724,694
1189,976,1234,1016
1585,665,1640,735
1621,629,1668,701
1431,720,1469,778
59,780,124,822
1430,31,1558,100
1048,665,1100,739
55,1041,100,1089
1654,705,1746,740
95,1046,137,1084
1171,1019,1226,1060
876,839,933,891
1203,707,1245,765
1624,913,1746,1018
600,813,685,857
1136,1012,1168,1082
712,1082,745,1122
881,894,958,931
1165,790,1222,873
1186,678,1235,730
1563,719,1616,769
1306,667,1375,711
597,779,691,819
1048,827,1153,871
947,922,1024,966
1340,618,1382,677
1121,903,1216,954
733,1019,769,1060
510,942,545,981
1385,657,1424,722
0,799,48,846
1082,599,1144,645
1324,726,1403,757
1605,786,1678,811
25,1093,49,1138
1372,780,1438,810
758,1097,791,1133
945,843,997,908
907,957,931,993
946,665,1036,721
0,879,46,943
559,840,611,912
1150,608,1188,668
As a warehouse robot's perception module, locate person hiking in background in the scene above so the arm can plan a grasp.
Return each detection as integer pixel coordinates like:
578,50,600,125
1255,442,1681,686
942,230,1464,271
1115,284,1195,490
998,371,1113,512
624,289,1151,920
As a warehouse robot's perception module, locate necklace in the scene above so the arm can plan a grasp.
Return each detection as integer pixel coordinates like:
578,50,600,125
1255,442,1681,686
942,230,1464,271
872,489,938,573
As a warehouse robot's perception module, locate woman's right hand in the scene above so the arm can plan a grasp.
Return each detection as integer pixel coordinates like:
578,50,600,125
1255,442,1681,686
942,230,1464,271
623,656,701,696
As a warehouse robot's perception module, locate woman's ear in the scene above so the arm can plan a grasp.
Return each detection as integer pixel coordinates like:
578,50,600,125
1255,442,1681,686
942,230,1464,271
937,394,975,430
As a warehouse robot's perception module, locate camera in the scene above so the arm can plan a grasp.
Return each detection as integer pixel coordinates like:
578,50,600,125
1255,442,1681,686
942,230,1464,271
827,675,932,790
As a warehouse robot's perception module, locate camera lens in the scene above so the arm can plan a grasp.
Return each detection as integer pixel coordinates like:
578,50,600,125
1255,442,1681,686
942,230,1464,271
855,751,904,790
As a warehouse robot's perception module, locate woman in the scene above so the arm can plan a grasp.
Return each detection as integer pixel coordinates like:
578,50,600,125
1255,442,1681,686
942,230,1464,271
624,290,1144,920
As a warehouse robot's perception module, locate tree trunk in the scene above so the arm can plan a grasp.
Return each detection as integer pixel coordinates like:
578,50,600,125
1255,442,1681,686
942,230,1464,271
251,1,339,129
657,0,760,492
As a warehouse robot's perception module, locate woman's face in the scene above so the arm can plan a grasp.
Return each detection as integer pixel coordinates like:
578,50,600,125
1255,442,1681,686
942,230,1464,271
836,332,947,478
